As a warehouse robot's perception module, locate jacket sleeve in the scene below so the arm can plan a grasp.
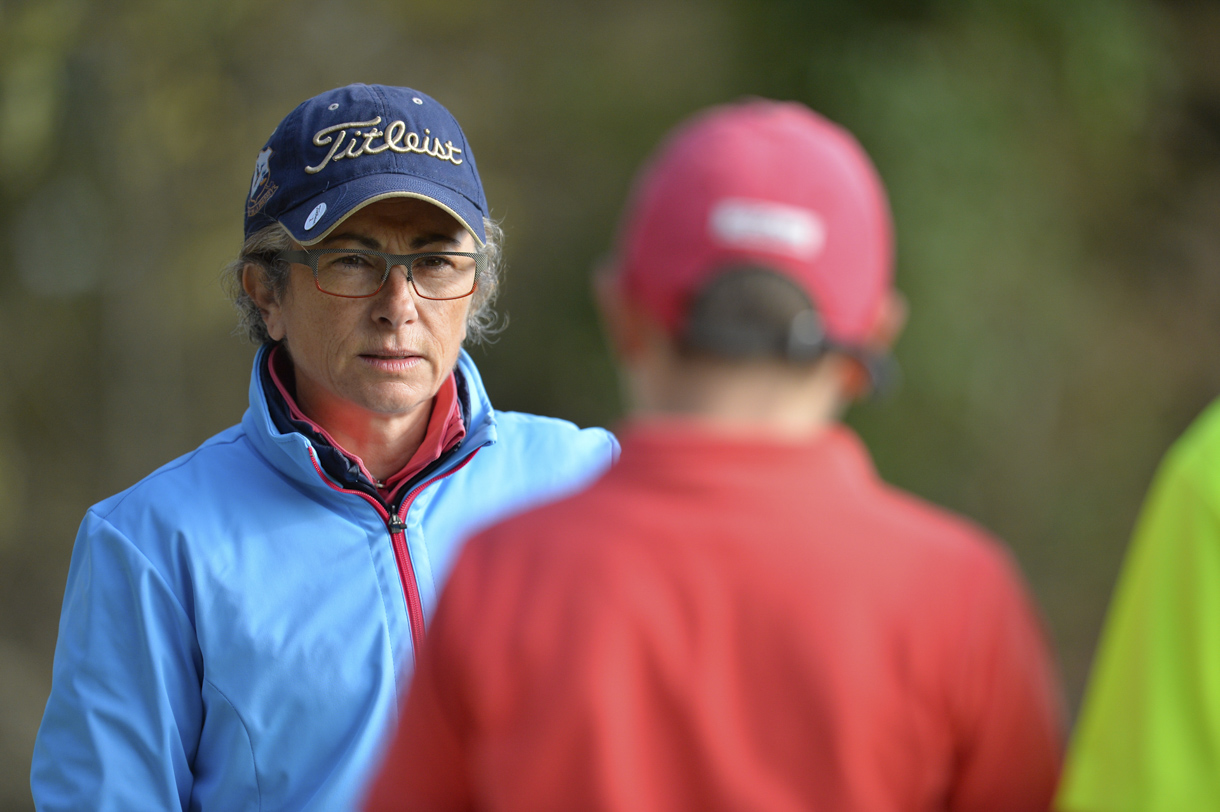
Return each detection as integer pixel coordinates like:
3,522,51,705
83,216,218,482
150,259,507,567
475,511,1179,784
31,511,203,812
947,545,1064,812
1057,454,1220,812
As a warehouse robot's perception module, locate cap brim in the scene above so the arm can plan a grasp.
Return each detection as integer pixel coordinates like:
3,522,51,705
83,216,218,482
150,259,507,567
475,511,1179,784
278,173,487,247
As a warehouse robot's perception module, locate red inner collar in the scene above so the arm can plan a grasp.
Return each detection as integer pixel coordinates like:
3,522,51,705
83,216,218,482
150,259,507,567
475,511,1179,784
267,344,466,502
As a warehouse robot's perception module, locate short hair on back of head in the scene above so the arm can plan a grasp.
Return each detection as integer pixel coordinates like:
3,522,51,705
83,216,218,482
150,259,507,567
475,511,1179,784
681,267,828,364
222,217,506,346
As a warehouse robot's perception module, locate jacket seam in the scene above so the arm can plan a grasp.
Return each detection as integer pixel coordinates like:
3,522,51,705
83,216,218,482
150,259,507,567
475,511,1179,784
92,514,197,634
93,432,249,521
201,677,263,811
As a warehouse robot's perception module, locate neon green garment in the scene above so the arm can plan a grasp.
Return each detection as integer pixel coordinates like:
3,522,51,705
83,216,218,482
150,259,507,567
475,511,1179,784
1058,399,1220,811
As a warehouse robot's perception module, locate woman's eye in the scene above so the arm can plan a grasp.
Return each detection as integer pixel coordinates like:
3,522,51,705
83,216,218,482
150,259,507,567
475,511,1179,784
414,254,454,271
329,253,375,270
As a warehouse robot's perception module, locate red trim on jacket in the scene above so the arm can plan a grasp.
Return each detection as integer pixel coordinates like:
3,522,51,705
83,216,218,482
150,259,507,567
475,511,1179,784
274,344,471,663
267,344,466,502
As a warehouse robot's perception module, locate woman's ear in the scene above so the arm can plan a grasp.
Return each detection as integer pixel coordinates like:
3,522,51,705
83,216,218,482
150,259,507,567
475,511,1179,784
243,263,287,342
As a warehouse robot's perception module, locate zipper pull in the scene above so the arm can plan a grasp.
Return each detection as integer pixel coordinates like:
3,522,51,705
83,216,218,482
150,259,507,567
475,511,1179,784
387,515,406,534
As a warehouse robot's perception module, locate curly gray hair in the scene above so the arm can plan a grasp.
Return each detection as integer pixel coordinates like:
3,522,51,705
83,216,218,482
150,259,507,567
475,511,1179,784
223,217,505,345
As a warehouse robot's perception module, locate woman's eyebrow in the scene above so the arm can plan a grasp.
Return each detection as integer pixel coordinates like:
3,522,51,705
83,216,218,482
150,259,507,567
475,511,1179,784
318,232,463,251
409,233,462,250
320,232,381,250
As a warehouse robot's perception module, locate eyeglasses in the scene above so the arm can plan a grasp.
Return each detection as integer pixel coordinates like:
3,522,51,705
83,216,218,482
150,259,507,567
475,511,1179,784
279,248,484,300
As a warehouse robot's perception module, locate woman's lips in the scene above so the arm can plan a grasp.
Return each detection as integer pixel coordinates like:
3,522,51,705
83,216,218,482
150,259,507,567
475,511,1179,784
360,352,423,373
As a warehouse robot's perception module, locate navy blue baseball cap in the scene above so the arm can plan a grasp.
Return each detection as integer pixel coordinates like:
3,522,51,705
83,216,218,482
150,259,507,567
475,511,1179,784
244,84,488,246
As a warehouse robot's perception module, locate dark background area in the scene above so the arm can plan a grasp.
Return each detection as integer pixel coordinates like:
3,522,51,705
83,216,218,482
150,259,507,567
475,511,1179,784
3,0,1220,807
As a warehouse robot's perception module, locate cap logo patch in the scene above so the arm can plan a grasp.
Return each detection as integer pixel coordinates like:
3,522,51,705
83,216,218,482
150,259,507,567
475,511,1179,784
247,148,278,217
304,203,327,231
709,199,826,259
304,117,464,175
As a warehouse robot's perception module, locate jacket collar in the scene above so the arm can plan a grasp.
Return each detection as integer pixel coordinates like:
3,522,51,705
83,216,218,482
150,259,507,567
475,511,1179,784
241,343,499,497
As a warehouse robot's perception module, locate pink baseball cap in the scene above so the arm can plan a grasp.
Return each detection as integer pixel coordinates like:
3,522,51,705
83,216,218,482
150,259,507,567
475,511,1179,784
615,99,894,348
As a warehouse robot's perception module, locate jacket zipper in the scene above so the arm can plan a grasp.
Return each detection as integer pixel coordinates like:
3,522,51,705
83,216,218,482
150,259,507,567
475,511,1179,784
389,449,481,658
307,447,481,664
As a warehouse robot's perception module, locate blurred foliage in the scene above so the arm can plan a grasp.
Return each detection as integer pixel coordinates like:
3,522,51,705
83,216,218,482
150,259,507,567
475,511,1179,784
2,0,1220,808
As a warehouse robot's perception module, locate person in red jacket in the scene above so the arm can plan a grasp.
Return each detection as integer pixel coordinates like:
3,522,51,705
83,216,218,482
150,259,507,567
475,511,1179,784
364,98,1063,812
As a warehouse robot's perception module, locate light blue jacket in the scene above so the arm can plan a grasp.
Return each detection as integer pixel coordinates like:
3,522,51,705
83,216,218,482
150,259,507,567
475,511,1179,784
31,348,618,811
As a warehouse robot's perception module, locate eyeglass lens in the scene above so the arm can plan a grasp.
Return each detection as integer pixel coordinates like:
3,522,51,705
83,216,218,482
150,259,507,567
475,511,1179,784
314,250,478,299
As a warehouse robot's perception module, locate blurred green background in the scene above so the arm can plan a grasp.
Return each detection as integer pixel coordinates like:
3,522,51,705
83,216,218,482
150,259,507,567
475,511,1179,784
2,0,1220,807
